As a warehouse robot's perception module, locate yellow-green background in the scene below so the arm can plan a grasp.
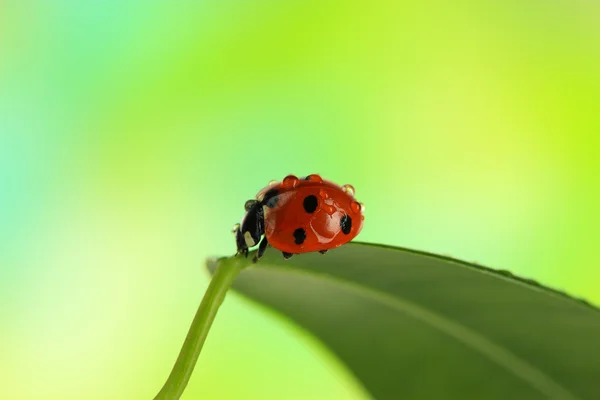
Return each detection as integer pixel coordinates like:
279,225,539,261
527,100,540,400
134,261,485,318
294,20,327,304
1,1,599,399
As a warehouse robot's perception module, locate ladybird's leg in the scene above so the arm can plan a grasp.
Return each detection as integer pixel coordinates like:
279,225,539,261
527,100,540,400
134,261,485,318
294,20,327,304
257,236,269,259
252,236,269,263
243,248,249,258
282,252,293,260
319,250,328,255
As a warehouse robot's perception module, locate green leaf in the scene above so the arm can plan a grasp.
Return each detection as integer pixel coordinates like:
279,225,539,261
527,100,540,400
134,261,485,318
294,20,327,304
207,242,600,400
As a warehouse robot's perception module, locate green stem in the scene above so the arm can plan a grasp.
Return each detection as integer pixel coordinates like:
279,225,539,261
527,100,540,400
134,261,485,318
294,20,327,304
153,257,244,400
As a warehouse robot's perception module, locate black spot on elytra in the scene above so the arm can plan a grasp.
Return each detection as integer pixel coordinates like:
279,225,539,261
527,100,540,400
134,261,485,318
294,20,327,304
303,195,318,213
340,214,352,234
293,228,306,245
264,189,279,208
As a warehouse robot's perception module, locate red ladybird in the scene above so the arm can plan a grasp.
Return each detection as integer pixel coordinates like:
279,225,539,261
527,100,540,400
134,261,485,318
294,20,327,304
233,174,365,262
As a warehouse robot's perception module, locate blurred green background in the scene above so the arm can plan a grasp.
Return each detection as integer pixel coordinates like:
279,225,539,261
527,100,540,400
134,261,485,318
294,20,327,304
1,1,599,399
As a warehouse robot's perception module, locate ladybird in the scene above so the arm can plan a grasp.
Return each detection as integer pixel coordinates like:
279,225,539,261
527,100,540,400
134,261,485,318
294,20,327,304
233,174,365,262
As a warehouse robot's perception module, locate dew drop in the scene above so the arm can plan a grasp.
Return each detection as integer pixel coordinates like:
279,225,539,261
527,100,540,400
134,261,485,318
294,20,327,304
351,201,362,214
282,174,299,188
319,189,328,199
342,184,355,197
231,223,240,234
323,205,336,215
305,174,323,183
268,179,278,186
244,199,257,211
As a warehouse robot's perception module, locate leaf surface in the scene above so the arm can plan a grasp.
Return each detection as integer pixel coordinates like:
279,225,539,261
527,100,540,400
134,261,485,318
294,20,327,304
207,242,600,400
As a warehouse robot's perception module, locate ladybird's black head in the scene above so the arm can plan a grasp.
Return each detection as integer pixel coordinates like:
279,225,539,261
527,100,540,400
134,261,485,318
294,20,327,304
234,200,265,256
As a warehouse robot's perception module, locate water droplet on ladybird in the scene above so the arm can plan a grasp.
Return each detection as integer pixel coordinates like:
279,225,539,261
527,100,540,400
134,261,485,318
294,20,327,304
268,179,278,186
244,199,257,211
323,205,336,215
231,223,240,234
305,174,323,183
342,184,355,197
282,174,299,188
351,201,362,214
359,202,365,213
319,189,328,199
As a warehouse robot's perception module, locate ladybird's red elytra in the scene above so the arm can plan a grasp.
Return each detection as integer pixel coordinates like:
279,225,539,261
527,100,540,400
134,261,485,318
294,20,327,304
233,174,364,262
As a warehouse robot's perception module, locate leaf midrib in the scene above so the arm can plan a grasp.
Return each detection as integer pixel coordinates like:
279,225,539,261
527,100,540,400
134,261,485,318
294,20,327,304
244,263,580,400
